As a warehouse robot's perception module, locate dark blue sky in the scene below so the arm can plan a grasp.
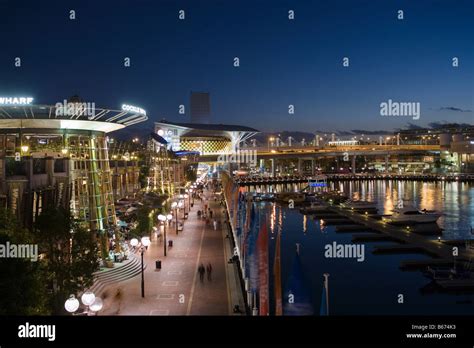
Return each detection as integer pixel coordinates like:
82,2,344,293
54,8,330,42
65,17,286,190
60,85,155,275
0,0,472,133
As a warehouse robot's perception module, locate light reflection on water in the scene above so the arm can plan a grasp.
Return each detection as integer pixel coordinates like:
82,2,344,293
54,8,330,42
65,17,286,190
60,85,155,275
243,180,474,315
248,180,474,239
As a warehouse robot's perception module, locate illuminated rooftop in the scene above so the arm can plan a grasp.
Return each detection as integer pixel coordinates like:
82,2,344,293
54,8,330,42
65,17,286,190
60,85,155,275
0,103,148,133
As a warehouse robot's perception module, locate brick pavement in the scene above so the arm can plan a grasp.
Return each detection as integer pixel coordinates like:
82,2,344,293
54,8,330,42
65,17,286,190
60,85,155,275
99,188,232,316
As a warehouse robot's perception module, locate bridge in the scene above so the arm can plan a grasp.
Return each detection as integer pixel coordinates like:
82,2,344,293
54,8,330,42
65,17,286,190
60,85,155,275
200,144,439,160
199,144,441,175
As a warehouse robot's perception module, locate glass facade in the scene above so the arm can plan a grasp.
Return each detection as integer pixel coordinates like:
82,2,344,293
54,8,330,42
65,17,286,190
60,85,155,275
0,129,116,233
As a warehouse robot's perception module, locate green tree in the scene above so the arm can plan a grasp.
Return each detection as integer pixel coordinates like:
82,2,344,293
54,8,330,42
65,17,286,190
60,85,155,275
35,207,99,314
0,209,49,315
139,164,150,188
130,206,153,239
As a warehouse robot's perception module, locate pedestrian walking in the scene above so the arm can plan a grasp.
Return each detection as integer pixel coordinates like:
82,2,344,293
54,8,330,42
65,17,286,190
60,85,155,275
198,263,205,282
209,210,213,219
206,263,213,281
213,219,217,230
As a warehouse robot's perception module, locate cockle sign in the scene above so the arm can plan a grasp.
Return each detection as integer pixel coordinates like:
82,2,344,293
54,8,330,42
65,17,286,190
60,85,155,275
122,104,146,116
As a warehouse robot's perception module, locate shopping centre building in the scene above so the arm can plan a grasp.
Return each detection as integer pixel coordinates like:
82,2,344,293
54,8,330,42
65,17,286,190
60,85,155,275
154,120,259,155
0,96,147,231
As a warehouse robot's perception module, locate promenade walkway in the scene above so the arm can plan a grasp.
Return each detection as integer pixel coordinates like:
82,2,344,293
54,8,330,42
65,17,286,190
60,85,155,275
99,187,240,316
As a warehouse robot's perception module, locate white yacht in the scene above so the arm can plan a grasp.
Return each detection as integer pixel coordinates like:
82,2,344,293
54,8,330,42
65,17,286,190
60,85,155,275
383,206,441,225
340,199,377,210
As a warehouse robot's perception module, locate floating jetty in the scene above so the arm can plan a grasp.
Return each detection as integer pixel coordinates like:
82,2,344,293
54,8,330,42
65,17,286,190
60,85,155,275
335,225,375,233
440,240,472,246
352,233,395,243
436,279,474,290
372,244,435,256
320,218,354,226
400,259,456,271
304,212,339,219
327,205,474,273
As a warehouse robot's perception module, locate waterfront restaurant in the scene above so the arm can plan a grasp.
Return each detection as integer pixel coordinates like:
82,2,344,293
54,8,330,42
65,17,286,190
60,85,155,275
0,96,147,233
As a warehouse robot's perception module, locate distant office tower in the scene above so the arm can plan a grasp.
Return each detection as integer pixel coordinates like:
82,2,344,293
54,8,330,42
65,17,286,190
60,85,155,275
190,92,211,124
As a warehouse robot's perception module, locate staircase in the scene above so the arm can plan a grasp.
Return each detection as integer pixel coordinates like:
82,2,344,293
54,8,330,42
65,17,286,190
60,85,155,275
88,254,146,296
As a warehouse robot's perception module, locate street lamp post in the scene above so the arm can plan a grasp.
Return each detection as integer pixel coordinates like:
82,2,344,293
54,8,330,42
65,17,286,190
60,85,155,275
179,194,185,215
65,291,103,315
158,214,173,255
171,202,178,234
166,213,172,243
184,194,189,215
185,188,192,208
64,295,80,314
178,201,184,221
131,237,150,298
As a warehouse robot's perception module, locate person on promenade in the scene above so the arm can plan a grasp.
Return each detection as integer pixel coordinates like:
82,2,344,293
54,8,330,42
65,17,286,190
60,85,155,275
198,263,205,282
213,219,217,230
206,263,213,281
209,210,213,219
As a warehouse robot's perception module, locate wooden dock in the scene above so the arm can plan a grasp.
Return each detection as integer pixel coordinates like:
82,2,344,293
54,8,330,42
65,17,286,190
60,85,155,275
328,205,474,267
352,233,394,243
320,218,354,225
436,278,474,290
400,259,456,271
372,244,436,256
335,224,372,232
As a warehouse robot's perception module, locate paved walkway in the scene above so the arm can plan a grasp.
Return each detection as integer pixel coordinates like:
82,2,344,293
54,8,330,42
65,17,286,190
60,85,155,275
100,188,233,315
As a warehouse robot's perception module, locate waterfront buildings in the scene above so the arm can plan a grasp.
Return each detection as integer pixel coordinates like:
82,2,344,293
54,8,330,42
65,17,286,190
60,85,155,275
154,120,259,155
146,132,199,195
0,97,147,232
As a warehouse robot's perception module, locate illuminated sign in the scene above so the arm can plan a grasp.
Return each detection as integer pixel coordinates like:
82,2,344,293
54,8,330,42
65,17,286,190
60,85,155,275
122,104,146,116
0,97,34,105
309,182,327,187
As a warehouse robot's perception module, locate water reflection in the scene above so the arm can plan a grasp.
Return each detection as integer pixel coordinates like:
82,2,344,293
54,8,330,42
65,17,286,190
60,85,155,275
249,180,474,239
241,180,474,315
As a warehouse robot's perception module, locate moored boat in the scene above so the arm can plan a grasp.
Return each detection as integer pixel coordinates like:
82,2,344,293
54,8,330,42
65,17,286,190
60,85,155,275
383,206,441,225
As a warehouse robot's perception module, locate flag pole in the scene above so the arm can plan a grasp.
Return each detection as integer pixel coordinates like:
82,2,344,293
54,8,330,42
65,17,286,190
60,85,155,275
323,273,330,316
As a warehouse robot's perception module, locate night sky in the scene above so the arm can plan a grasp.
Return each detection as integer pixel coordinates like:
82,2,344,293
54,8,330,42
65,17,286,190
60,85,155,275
0,0,472,133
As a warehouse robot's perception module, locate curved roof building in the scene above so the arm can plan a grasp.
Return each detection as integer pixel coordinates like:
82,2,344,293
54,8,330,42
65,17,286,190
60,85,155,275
0,98,147,232
154,120,259,155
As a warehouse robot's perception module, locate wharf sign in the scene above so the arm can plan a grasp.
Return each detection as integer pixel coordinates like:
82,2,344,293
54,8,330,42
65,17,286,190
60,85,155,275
0,97,34,105
122,104,146,116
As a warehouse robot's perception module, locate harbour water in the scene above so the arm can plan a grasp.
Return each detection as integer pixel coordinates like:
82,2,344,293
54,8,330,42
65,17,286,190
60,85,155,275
242,180,474,315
